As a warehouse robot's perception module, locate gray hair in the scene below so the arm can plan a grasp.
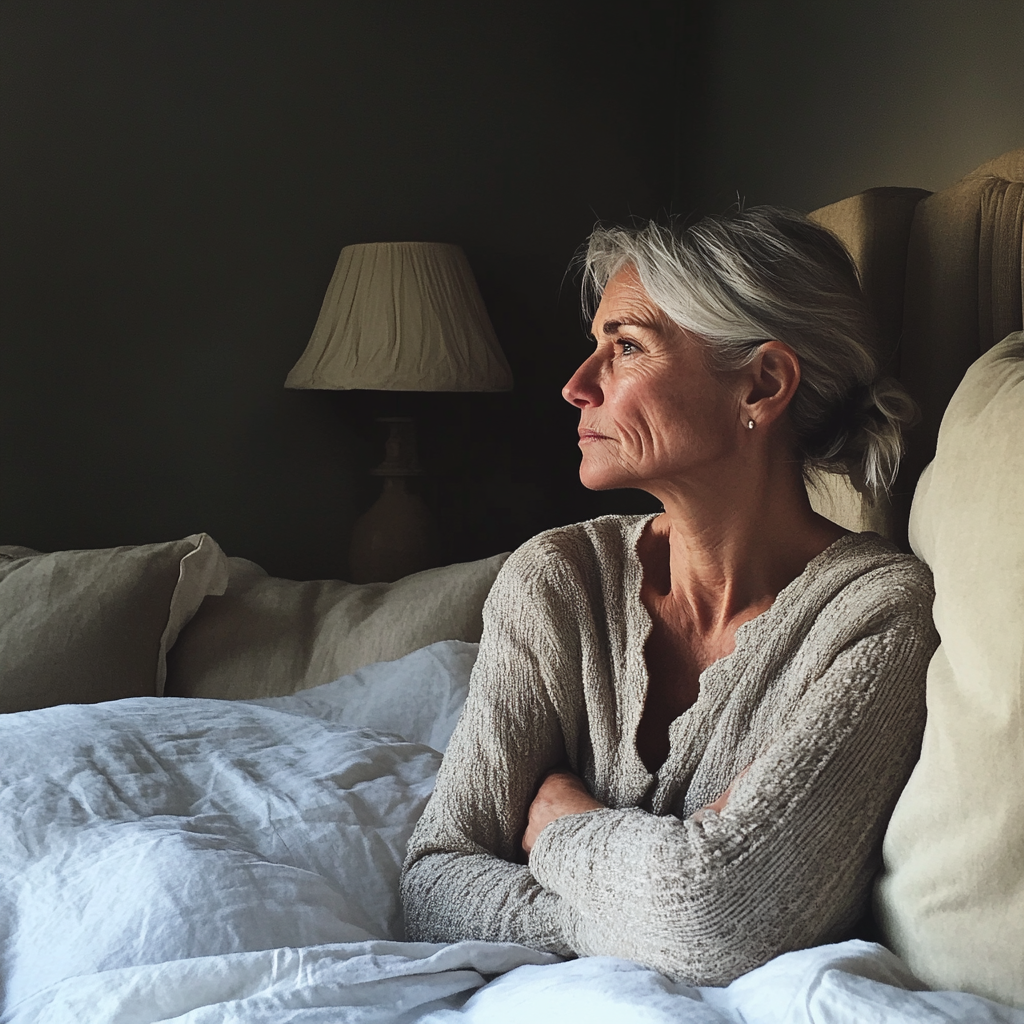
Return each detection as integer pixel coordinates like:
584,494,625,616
582,207,917,497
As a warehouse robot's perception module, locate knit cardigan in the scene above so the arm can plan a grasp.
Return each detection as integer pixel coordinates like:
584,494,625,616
401,515,937,985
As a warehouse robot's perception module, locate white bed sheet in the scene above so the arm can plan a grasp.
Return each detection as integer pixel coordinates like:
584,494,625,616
1,640,1021,1024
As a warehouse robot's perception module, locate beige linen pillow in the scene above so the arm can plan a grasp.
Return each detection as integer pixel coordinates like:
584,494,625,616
164,552,508,700
874,332,1024,1007
0,534,229,713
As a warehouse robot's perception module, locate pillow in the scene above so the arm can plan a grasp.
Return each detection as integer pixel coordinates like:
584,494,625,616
0,545,42,558
874,331,1024,1008
0,534,229,713
248,639,478,752
165,552,508,700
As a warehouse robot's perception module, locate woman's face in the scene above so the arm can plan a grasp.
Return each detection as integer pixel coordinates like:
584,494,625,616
562,265,743,494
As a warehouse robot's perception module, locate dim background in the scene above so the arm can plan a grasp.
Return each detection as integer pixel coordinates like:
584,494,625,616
2,0,1023,579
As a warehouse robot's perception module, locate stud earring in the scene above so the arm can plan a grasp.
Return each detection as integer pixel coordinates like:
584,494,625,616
747,419,755,430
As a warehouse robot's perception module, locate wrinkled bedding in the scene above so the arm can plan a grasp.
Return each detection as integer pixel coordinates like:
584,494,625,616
1,641,1021,1023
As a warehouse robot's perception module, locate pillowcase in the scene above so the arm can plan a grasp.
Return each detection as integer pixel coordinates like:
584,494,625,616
165,552,508,700
874,331,1024,1008
0,534,229,713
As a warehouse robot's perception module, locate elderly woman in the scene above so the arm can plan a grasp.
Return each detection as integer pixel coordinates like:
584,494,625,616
400,208,937,985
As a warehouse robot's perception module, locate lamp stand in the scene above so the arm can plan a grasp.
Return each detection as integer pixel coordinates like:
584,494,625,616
348,417,435,583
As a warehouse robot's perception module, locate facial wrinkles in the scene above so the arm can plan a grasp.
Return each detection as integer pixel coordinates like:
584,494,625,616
630,342,693,459
599,368,675,480
575,265,740,492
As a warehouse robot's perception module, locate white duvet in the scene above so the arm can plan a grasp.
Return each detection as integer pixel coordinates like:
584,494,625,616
1,641,1021,1023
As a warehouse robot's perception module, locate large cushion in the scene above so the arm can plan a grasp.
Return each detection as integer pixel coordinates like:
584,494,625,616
874,331,1024,1008
805,186,930,541
0,534,228,713
898,149,1024,508
165,552,508,700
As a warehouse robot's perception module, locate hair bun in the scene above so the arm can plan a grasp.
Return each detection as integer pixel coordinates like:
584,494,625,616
808,377,918,491
800,383,875,462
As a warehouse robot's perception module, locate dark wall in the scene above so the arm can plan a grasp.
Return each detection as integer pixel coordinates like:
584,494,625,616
700,0,1024,213
1,1,685,579
15,3,1009,581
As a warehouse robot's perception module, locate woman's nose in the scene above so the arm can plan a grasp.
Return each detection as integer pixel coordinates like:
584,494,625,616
562,354,603,409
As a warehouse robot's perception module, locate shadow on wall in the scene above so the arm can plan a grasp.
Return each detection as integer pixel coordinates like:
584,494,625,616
698,0,1024,213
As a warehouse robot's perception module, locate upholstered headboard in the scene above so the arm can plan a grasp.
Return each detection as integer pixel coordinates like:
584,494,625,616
805,147,1024,546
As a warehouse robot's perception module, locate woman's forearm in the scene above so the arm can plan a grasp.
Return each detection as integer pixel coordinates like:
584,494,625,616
401,849,573,952
524,765,746,853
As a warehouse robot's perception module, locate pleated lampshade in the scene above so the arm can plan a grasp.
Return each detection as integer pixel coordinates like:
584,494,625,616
285,242,513,392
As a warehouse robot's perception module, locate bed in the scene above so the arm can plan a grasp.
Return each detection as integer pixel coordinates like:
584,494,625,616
1,148,1022,1023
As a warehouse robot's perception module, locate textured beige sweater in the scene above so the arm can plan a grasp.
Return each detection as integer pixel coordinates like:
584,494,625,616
401,515,936,985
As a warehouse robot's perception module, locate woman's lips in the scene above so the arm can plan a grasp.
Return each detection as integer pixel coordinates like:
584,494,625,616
578,429,612,444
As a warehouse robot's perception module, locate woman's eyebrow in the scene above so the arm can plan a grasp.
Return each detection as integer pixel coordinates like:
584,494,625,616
600,316,658,336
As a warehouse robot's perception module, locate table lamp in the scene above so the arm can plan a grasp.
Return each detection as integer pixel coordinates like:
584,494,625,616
285,241,513,583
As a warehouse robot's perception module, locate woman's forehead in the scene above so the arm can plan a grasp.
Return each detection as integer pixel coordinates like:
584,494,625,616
591,267,665,335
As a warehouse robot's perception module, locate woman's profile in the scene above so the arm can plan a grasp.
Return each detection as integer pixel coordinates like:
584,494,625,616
400,208,937,984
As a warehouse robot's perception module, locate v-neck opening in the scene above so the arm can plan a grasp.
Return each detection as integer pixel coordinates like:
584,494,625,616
625,520,865,789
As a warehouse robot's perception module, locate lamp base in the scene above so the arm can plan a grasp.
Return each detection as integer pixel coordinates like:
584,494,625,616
348,476,435,583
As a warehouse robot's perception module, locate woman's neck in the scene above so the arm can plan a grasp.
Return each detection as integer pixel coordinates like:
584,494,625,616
641,456,846,635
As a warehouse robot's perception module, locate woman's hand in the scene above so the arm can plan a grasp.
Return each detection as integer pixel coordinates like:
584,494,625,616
522,769,605,855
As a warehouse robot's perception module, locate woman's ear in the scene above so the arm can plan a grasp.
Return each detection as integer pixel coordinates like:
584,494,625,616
740,341,801,428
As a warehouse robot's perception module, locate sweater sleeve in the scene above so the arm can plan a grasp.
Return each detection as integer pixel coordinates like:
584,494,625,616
400,541,579,953
528,598,935,984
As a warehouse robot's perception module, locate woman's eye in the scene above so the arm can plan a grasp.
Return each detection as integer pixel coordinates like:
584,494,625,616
618,340,639,355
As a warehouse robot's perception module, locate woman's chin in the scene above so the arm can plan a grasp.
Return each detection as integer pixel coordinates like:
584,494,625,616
579,466,633,492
